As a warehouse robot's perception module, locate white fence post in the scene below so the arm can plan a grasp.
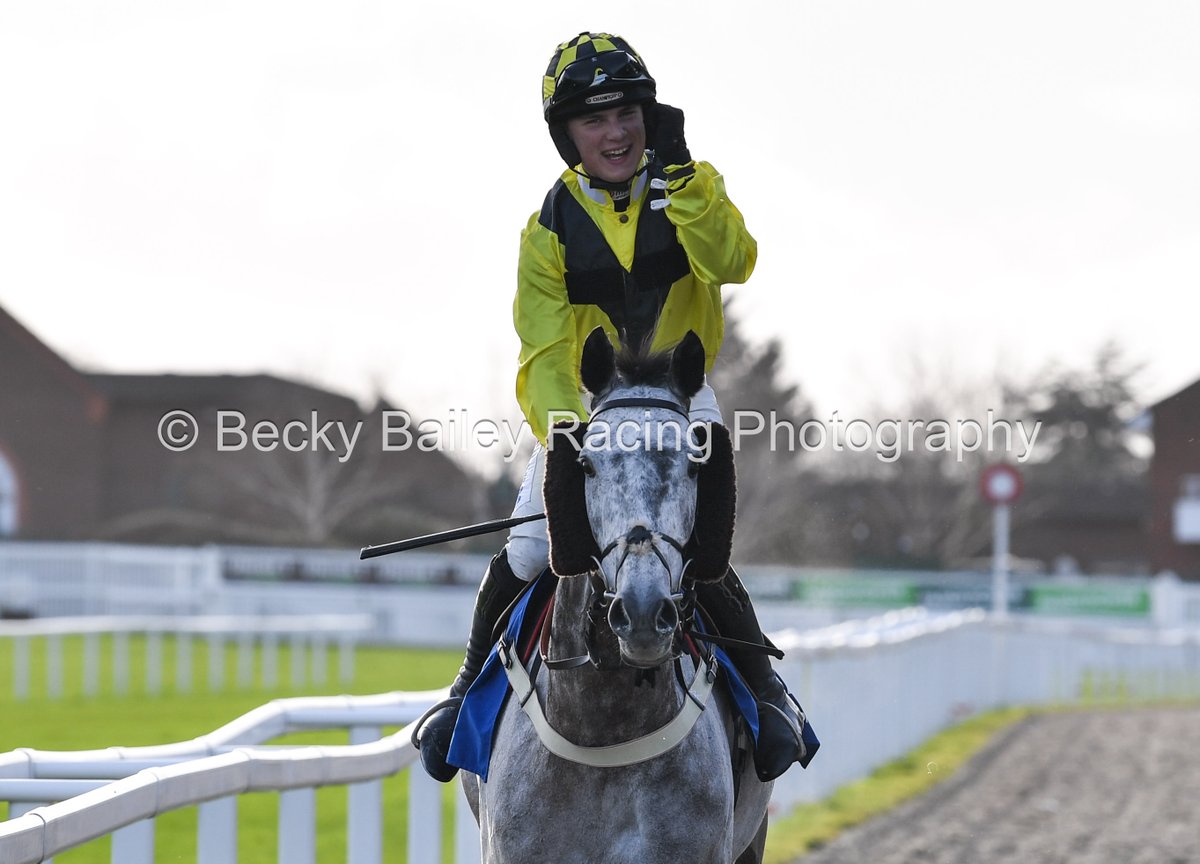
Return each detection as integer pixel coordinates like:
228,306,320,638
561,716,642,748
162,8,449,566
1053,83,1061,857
311,637,327,687
176,633,193,694
408,765,442,863
83,633,101,697
197,797,238,864
114,632,130,695
456,782,481,864
290,636,306,689
1152,571,1183,627
110,818,154,864
13,635,30,700
208,634,224,692
83,545,100,615
236,633,254,690
262,634,279,689
146,632,163,696
346,726,383,864
338,637,355,686
47,635,63,699
277,788,316,864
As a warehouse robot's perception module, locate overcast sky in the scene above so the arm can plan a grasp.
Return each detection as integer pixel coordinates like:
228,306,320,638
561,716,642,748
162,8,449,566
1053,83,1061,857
2,1,1197,467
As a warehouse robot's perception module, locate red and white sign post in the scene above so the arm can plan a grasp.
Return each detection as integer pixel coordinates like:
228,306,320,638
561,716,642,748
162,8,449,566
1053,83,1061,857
980,464,1023,618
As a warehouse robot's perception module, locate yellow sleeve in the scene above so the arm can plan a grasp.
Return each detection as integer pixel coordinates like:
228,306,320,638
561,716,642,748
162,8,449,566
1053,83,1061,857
662,160,757,287
514,211,587,445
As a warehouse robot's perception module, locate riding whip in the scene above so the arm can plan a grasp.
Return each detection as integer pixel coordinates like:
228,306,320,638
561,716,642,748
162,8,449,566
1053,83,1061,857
359,513,546,559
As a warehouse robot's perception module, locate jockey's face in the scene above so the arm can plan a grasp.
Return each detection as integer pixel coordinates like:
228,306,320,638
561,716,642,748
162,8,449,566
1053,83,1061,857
566,103,645,183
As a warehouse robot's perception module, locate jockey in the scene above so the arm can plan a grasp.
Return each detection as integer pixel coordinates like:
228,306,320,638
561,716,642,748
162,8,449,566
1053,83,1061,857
417,32,813,784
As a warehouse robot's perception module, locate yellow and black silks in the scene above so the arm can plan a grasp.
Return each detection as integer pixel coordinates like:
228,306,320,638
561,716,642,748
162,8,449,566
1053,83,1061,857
514,156,757,444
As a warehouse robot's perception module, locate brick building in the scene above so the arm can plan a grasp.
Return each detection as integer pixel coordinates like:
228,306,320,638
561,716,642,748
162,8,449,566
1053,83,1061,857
0,305,108,540
0,304,485,546
1012,477,1149,575
1149,378,1200,579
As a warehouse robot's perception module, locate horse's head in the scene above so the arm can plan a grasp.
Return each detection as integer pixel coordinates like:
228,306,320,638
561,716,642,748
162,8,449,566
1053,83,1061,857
544,329,736,669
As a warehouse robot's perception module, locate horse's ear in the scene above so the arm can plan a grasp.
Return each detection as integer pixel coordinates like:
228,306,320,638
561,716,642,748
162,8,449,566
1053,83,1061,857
543,422,601,577
670,331,706,400
580,328,616,396
685,422,736,582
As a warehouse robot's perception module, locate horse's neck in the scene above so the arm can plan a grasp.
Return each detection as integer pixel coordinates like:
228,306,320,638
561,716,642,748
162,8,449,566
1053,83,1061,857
544,575,684,747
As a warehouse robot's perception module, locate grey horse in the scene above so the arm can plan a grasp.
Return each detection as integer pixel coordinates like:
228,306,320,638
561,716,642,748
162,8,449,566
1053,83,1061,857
462,329,772,864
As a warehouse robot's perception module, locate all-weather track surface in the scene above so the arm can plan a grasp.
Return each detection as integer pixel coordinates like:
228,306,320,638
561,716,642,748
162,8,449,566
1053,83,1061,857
792,707,1200,864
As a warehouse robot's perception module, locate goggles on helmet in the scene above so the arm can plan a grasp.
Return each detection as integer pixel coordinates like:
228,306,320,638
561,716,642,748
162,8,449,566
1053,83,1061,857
547,50,653,118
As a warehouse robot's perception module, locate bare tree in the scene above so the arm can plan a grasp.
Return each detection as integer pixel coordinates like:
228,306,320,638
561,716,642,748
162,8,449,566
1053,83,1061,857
707,301,817,563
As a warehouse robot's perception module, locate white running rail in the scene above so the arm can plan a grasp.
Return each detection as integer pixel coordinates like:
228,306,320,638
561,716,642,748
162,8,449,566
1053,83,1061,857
0,690,480,864
771,608,1200,808
0,615,372,700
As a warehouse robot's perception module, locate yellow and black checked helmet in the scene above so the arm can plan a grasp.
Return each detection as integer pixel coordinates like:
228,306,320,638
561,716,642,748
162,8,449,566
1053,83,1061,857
542,33,656,167
543,32,656,122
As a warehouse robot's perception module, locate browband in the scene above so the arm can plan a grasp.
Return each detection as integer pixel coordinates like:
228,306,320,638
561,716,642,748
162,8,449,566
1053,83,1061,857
589,396,690,420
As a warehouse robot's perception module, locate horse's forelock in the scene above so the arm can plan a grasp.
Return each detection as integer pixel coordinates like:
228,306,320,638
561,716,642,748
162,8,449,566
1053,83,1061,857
613,343,673,389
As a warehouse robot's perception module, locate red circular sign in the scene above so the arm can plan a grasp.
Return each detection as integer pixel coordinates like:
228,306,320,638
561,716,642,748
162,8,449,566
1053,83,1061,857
980,464,1023,504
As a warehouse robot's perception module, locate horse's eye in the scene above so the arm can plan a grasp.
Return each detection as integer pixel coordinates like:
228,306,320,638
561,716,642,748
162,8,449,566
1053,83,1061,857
578,454,596,477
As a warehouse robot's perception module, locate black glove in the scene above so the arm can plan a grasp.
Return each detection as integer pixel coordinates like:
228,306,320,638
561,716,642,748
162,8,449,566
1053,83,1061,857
649,102,691,166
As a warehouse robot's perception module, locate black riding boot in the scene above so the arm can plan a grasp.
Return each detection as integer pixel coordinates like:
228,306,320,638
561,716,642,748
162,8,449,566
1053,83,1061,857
697,566,816,782
415,548,527,782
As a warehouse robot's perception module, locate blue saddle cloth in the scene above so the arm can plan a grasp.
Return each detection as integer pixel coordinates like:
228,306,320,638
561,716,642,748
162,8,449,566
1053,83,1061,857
447,570,556,780
447,570,764,780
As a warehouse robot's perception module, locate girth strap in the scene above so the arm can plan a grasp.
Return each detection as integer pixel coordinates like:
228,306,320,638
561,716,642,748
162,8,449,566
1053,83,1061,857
498,637,717,768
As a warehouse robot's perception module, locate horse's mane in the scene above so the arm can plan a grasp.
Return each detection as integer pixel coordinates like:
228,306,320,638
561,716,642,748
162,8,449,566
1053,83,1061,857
613,341,672,388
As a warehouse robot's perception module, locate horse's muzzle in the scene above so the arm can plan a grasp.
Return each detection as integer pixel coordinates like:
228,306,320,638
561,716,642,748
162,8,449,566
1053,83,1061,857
607,592,680,667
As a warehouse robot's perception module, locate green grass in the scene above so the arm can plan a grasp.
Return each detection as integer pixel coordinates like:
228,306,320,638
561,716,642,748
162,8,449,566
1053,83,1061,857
0,636,463,863
763,707,1032,863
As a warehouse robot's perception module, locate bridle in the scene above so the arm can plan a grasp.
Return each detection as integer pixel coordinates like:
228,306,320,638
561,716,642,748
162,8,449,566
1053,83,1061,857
547,393,702,672
593,524,691,605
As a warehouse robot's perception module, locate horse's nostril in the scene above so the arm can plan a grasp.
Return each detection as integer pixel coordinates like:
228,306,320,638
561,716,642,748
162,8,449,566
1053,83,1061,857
608,598,632,636
625,525,653,545
655,600,679,635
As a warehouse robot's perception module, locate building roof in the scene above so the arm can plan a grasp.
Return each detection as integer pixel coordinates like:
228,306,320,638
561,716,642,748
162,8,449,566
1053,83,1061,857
85,372,363,411
1150,376,1200,411
0,304,106,404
